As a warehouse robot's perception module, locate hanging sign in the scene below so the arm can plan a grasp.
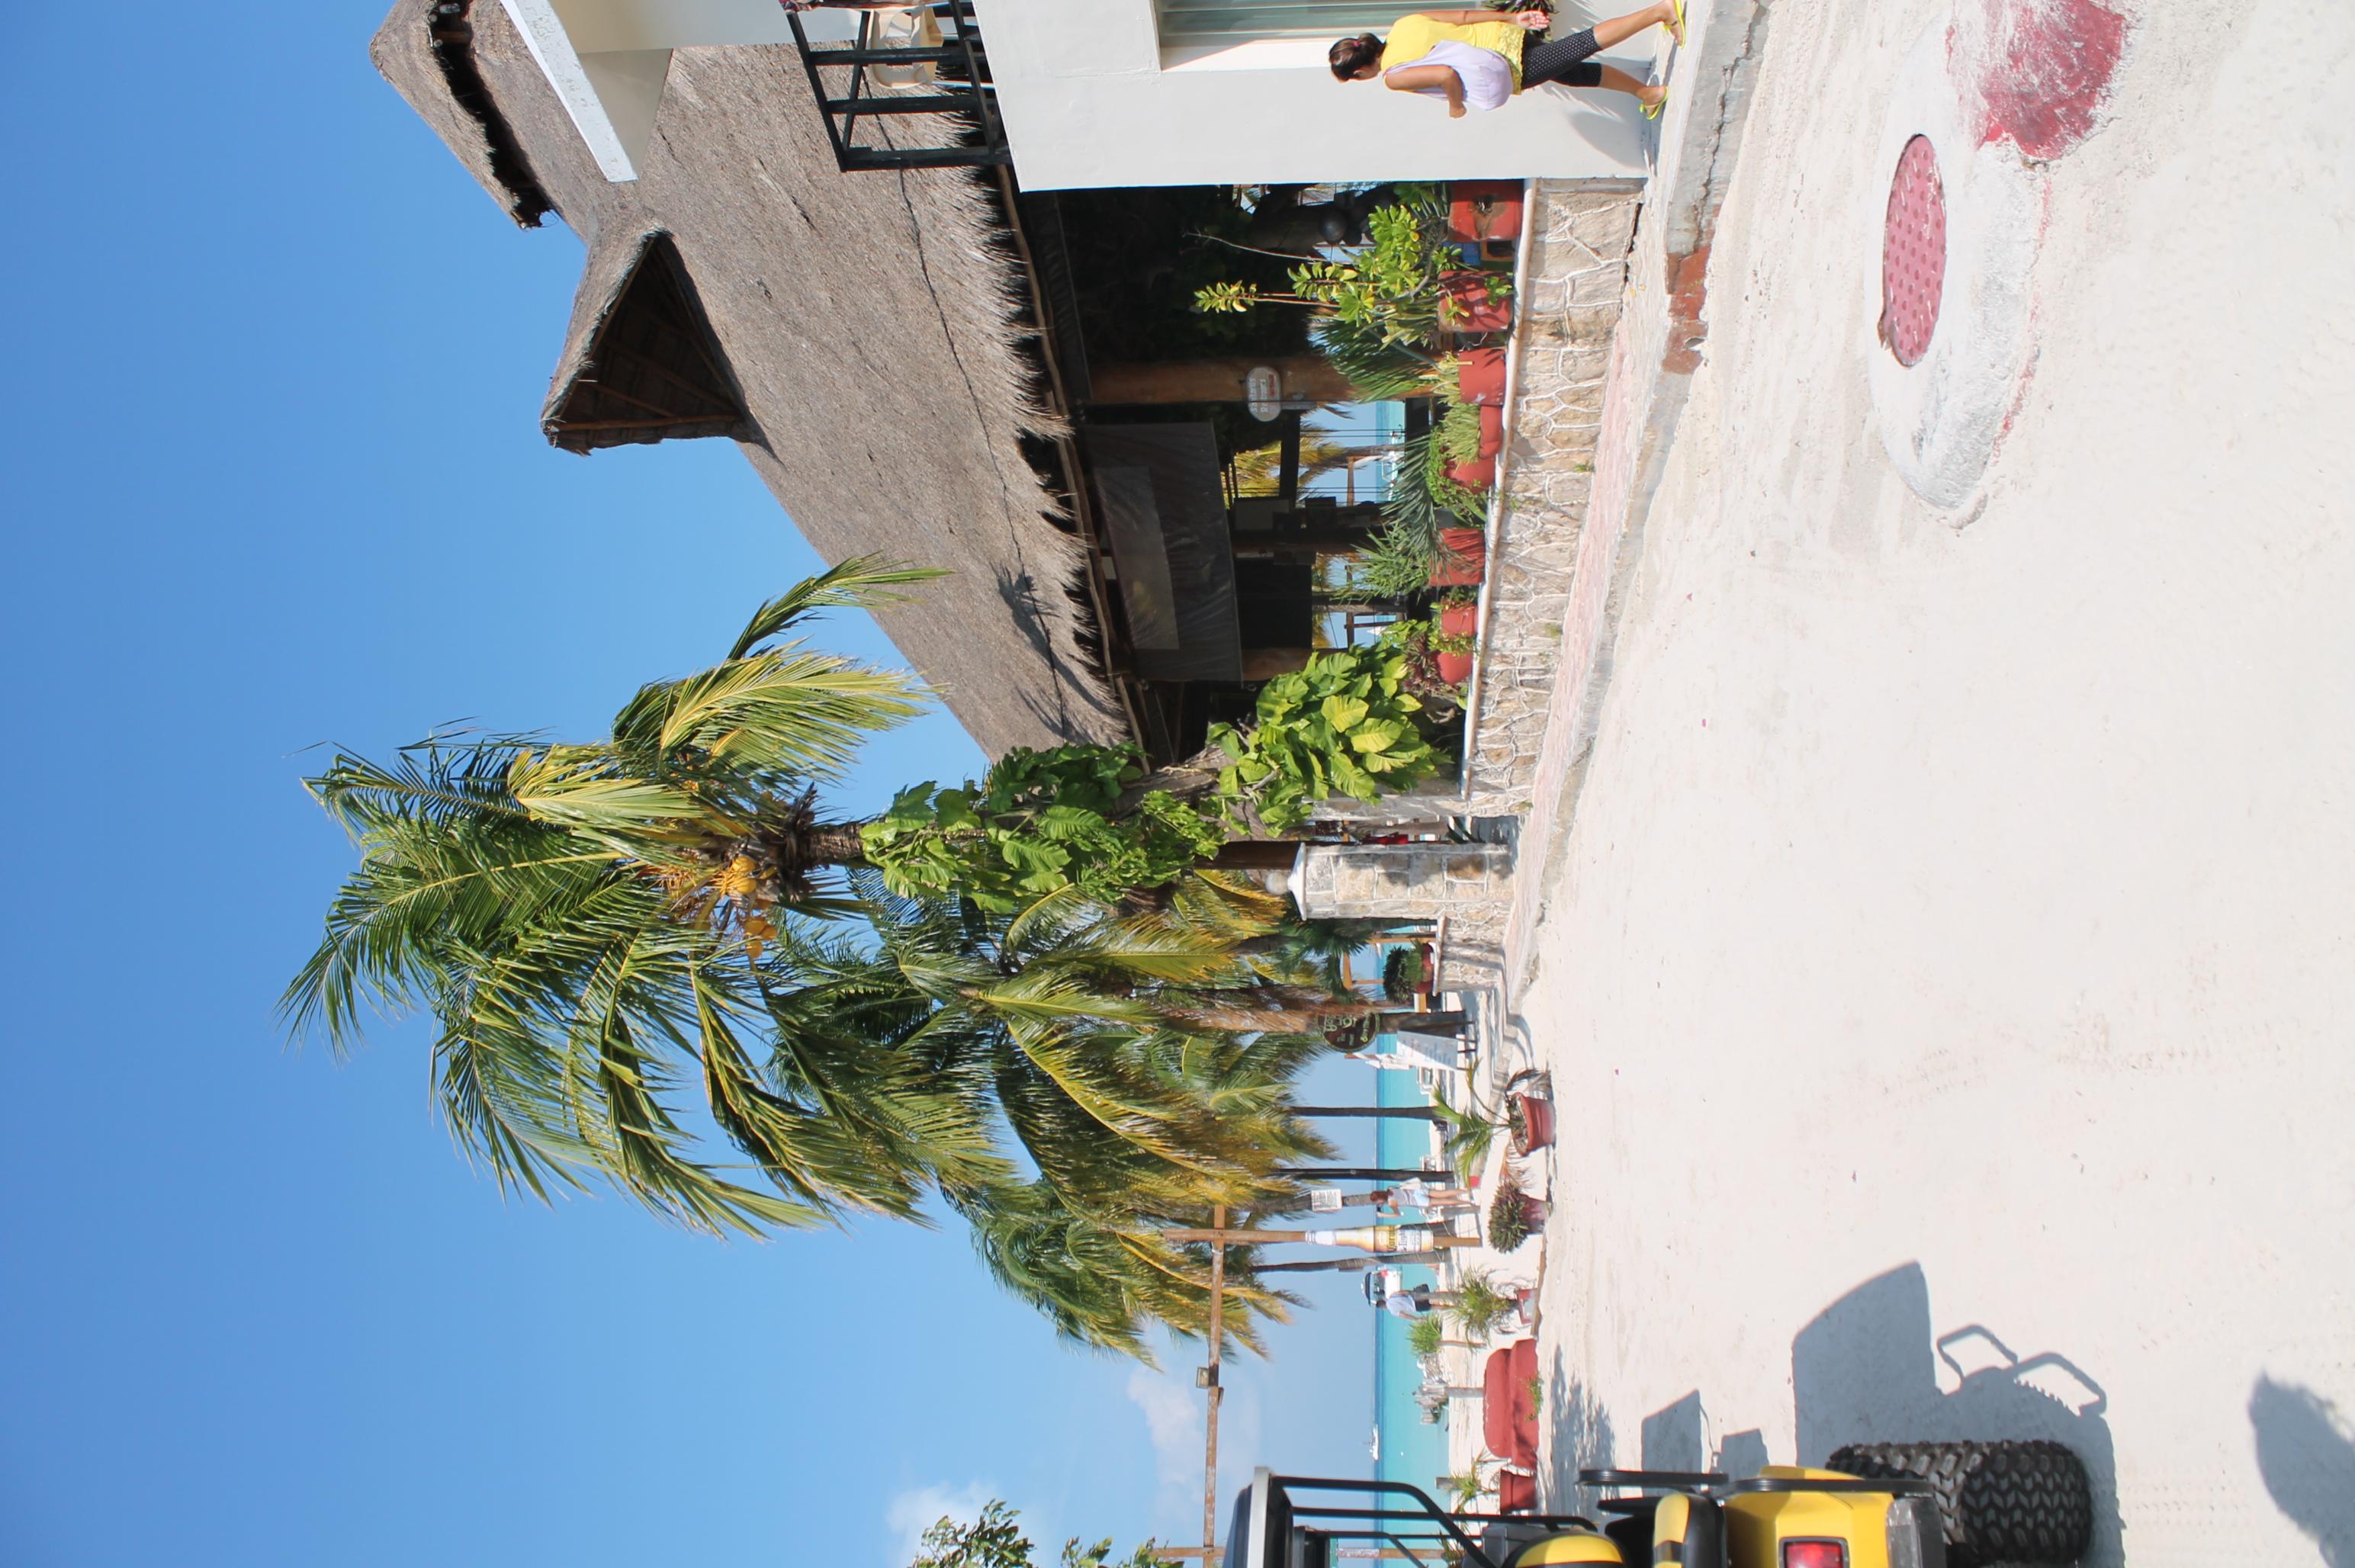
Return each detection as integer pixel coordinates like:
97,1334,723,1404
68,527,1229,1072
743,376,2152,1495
1245,365,1283,421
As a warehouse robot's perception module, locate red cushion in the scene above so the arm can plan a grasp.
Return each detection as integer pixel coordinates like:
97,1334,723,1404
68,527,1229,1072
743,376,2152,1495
1496,1470,1537,1514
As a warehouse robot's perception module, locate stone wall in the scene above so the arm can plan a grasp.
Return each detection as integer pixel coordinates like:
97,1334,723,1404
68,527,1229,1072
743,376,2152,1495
1462,179,1643,818
1290,843,1513,923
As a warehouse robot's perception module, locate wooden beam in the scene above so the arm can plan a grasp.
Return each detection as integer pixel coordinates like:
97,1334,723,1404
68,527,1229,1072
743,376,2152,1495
1089,355,1357,407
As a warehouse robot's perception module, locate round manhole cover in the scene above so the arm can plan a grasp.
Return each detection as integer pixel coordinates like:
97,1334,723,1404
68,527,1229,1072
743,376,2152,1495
1880,135,1946,367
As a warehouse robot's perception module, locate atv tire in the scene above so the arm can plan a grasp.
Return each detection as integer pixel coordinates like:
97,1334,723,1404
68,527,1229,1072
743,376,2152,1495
1827,1439,2092,1568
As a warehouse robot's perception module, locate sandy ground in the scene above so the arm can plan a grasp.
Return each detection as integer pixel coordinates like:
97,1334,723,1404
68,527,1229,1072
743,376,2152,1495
1523,1,2355,1563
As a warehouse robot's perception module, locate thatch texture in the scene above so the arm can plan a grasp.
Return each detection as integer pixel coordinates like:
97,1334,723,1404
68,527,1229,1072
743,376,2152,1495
369,2,1127,756
545,230,750,450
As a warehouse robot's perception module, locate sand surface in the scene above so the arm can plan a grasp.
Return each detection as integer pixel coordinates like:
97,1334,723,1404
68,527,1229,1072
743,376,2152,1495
1524,1,2355,1562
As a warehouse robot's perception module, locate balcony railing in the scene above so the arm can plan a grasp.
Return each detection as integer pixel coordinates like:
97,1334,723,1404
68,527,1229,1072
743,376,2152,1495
786,0,1009,172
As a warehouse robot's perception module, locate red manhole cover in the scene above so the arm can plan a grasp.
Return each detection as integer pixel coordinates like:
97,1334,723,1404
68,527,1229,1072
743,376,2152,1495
1880,134,1946,366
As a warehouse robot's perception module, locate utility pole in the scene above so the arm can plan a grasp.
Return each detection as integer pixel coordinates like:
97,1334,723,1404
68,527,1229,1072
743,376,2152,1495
1276,1165,1442,1182
1200,1205,1226,1568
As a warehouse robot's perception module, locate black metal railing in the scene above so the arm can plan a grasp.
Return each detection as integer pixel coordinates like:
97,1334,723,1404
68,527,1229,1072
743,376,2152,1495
786,0,1009,172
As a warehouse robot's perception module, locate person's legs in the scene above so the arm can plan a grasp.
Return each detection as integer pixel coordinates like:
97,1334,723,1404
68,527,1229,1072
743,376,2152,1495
1592,0,1681,50
1520,2,1679,92
1596,63,1665,106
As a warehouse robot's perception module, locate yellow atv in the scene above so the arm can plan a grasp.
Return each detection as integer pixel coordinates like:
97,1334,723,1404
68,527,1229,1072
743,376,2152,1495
1223,1443,2090,1568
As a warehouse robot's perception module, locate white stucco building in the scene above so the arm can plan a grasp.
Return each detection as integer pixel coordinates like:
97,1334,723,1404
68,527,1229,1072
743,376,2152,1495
496,0,1653,188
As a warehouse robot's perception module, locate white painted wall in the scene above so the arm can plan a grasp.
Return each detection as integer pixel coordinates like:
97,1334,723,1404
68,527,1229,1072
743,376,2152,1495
974,0,1655,190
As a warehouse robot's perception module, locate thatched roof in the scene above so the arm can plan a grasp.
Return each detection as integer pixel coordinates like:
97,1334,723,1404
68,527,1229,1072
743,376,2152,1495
368,1,1128,757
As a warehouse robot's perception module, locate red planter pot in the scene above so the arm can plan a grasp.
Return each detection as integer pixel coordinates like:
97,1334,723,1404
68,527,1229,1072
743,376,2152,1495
1444,455,1496,489
1454,347,1506,406
1447,181,1524,245
1441,271,1513,333
1435,650,1476,686
1510,1094,1556,1152
1477,403,1504,458
1439,601,1479,639
1428,526,1487,586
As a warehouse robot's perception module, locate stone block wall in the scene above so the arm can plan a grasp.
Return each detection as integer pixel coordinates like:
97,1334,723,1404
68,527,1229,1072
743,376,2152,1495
1290,843,1513,922
1462,180,1643,818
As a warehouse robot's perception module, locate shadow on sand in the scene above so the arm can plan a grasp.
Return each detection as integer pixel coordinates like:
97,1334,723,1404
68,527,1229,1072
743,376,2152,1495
2250,1375,2355,1566
1791,1263,2121,1566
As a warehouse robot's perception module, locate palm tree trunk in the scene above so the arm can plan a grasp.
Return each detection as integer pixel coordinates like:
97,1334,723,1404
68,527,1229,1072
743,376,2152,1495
1293,1105,1444,1121
804,821,874,866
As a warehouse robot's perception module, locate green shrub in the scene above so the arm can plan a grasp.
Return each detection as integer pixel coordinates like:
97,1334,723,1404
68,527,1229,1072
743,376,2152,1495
1406,1313,1445,1358
1449,1271,1517,1340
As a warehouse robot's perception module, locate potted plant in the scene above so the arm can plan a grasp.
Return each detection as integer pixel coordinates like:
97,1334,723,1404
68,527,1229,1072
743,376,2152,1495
1506,1094,1555,1154
1447,180,1525,247
1440,270,1514,333
1447,1271,1518,1341
1432,622,1476,687
1438,589,1480,641
1486,1170,1544,1251
1431,526,1486,586
1450,348,1507,406
1382,943,1431,1001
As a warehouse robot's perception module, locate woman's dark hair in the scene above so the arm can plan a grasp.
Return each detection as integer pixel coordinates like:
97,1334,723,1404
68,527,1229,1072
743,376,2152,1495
1329,33,1383,81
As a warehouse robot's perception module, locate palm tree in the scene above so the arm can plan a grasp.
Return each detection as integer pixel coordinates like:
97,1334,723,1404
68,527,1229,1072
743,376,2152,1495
285,563,1371,1349
283,560,958,1236
757,872,1338,1354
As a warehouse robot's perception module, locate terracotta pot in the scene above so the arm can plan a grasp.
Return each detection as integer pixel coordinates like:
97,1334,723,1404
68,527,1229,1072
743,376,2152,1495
1435,650,1475,685
1454,347,1506,406
1440,271,1513,333
1439,600,1479,639
1447,181,1524,245
1444,455,1496,489
1477,403,1505,458
1510,1094,1556,1153
1428,526,1486,586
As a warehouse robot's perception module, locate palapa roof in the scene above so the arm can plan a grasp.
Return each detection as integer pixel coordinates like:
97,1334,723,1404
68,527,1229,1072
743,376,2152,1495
368,1,1128,757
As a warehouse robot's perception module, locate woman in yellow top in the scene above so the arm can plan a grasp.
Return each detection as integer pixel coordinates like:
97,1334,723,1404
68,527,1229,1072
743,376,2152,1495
1329,5,1685,119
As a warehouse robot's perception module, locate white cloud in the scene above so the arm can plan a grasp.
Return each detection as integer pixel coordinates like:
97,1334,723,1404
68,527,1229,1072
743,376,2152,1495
1126,1365,1200,1495
884,1480,1002,1566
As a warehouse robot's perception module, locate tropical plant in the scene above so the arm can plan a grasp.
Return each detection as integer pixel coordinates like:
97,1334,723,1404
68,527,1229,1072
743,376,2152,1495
1428,1085,1504,1181
1449,1271,1517,1340
283,558,955,1236
1233,432,1354,496
1194,201,1451,349
1353,512,1444,600
1203,630,1454,832
1441,1467,1488,1512
1381,944,1428,1001
1406,1312,1446,1358
284,562,1386,1350
1487,1171,1537,1252
911,1499,1160,1568
1312,316,1439,403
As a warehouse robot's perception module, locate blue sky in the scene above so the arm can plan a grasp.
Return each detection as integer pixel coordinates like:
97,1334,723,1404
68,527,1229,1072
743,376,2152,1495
0,5,1374,1563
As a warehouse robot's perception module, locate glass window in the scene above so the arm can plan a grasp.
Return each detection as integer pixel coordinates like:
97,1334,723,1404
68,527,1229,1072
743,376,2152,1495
1157,0,1430,46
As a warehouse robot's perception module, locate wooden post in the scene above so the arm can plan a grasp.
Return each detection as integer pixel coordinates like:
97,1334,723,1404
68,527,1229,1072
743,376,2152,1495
1202,1205,1226,1567
1090,355,1358,407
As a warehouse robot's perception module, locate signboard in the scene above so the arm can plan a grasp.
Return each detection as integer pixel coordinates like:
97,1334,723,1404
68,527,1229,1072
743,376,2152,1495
1245,365,1282,421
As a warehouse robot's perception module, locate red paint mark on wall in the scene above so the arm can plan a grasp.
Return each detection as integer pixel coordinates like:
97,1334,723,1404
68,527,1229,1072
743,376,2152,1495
1949,0,2128,159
